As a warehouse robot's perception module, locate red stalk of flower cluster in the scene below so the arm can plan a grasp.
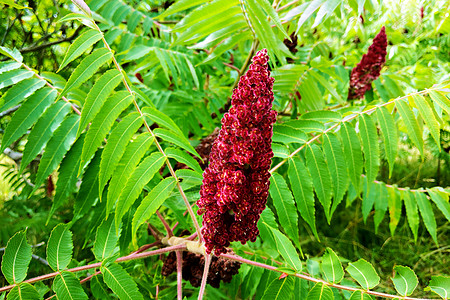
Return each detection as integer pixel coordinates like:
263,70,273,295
348,26,387,100
197,49,277,255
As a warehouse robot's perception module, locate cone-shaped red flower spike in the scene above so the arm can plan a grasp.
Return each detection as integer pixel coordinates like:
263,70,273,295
348,26,387,100
197,49,277,255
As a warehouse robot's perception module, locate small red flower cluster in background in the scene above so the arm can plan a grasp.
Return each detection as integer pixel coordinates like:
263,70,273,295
348,26,387,100
197,49,277,255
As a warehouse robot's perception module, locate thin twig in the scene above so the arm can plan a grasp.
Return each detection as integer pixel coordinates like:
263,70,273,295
20,25,83,54
220,253,437,300
176,250,183,300
197,253,212,300
156,210,173,237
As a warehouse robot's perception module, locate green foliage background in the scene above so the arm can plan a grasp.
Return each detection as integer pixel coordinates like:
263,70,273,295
0,0,449,299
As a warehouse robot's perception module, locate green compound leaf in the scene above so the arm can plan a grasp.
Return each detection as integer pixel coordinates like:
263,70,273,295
425,275,450,299
429,91,450,116
358,114,380,185
340,122,363,193
46,224,73,271
53,272,88,300
288,156,318,240
321,247,344,284
322,133,349,217
58,29,103,71
101,263,144,300
93,216,121,261
348,291,374,300
80,91,134,169
346,259,380,290
396,98,424,157
0,61,21,74
20,101,71,173
427,188,450,222
0,46,23,62
142,106,185,137
106,133,154,215
261,276,295,300
1,230,32,284
0,77,45,112
59,48,112,100
376,106,398,178
99,112,144,197
374,182,388,234
33,115,79,193
305,144,332,223
115,152,166,230
306,282,334,300
132,177,177,243
269,173,300,250
391,265,418,296
7,283,40,300
77,69,123,136
1,88,56,153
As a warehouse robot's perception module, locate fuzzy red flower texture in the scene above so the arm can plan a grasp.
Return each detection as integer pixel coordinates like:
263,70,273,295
197,49,277,255
348,26,387,100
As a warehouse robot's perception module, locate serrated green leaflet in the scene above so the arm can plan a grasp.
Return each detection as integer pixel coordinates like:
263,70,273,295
391,265,418,296
49,134,85,221
283,119,325,133
300,110,341,122
46,224,73,271
362,179,377,223
403,189,419,242
272,143,290,158
20,101,71,173
349,291,373,300
269,173,300,250
261,277,294,300
115,152,166,230
142,106,185,137
0,61,21,74
0,46,23,62
154,128,201,159
267,224,302,272
7,283,40,300
388,186,402,236
412,94,440,146
1,88,56,153
73,150,102,221
99,112,144,197
107,133,154,215
0,77,45,112
429,90,450,115
322,133,348,216
306,282,334,300
59,48,112,100
0,69,34,90
427,188,450,222
426,275,450,299
132,177,176,243
33,115,79,193
346,259,380,289
93,216,121,261
58,29,103,71
374,182,388,234
273,125,308,144
53,272,88,300
77,69,123,136
396,98,424,157
80,91,133,170
358,114,379,186
321,248,344,284
376,106,397,177
288,157,318,240
306,144,332,223
101,263,144,300
1,230,31,284
340,122,363,193
165,147,202,174
415,191,438,245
